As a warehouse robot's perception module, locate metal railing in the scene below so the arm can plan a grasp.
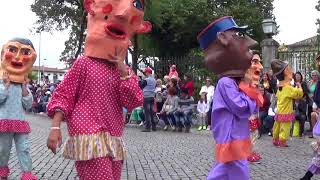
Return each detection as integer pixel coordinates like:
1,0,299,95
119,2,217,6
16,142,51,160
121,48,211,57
278,50,318,80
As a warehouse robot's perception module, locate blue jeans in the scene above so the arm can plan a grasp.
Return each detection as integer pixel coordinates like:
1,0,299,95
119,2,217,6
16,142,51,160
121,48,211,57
160,112,176,126
0,133,32,174
143,97,155,129
174,110,193,128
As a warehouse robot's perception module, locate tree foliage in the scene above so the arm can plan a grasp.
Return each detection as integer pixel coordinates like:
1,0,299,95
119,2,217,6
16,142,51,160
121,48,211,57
31,0,86,64
142,0,275,57
316,0,320,34
31,0,276,69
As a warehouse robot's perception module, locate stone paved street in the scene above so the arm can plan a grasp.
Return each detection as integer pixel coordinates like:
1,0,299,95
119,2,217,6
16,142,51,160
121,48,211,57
5,114,320,180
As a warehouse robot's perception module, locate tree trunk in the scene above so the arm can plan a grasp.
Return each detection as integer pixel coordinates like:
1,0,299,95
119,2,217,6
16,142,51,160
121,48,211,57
74,12,87,63
132,35,139,74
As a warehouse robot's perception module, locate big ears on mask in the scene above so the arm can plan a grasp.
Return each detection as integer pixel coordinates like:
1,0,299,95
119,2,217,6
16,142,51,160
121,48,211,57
216,32,229,47
84,0,152,34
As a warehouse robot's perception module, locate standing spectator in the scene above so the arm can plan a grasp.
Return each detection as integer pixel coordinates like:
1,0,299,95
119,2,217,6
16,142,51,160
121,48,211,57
174,88,194,133
267,69,278,94
182,74,194,97
311,56,320,137
197,92,209,131
294,72,309,136
308,70,319,101
160,87,179,131
155,79,165,113
199,77,215,130
261,72,271,93
258,86,271,135
264,95,277,136
168,65,179,79
309,70,320,137
140,67,157,132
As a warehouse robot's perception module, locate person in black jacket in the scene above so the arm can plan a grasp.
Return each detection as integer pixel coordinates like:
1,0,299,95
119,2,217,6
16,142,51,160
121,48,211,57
294,72,309,136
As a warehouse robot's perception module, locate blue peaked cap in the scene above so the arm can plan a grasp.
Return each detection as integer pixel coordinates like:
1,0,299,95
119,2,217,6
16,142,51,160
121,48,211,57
197,16,247,50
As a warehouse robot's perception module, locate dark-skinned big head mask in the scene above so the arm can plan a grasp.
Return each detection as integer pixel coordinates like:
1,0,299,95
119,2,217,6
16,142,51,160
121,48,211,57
197,16,258,78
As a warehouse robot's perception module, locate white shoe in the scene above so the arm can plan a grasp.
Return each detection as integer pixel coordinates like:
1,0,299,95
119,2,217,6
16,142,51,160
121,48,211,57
139,122,144,126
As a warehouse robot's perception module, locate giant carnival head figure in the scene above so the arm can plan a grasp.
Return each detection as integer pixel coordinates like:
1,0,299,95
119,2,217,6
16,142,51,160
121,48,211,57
197,16,257,78
84,0,152,61
244,50,263,87
271,59,292,85
1,38,37,83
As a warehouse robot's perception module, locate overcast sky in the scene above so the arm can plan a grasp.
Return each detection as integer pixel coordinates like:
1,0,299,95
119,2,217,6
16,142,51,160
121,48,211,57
0,0,319,69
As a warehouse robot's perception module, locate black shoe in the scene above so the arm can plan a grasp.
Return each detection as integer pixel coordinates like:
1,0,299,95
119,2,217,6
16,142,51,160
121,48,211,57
152,127,157,131
185,126,190,133
177,127,183,132
301,171,314,180
309,135,314,138
141,129,151,132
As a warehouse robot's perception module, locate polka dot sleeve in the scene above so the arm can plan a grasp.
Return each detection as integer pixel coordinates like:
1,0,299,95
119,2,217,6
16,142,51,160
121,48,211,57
47,57,86,120
119,74,143,112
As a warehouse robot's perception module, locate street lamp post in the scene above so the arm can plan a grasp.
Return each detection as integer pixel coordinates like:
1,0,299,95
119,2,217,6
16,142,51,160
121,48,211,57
261,18,279,70
36,30,41,84
42,58,46,84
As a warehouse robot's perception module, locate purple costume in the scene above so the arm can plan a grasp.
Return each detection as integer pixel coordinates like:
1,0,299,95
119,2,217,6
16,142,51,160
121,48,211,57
307,119,320,174
207,77,256,180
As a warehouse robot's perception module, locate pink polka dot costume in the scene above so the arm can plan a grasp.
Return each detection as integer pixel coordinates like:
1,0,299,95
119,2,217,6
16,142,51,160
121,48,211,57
47,57,143,179
47,0,152,179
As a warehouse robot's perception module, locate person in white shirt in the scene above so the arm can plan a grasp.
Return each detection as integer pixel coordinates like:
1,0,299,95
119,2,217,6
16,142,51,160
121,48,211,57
199,78,215,130
197,92,210,131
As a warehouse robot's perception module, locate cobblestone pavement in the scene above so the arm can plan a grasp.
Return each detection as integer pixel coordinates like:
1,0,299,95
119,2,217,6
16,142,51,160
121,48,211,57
5,114,319,180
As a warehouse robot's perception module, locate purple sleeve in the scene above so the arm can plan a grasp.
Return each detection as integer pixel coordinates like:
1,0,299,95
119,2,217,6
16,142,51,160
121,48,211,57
218,77,256,119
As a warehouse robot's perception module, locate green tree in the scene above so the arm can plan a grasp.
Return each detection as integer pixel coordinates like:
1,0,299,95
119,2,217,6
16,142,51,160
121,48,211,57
316,0,320,34
31,0,86,64
28,71,38,81
31,0,162,73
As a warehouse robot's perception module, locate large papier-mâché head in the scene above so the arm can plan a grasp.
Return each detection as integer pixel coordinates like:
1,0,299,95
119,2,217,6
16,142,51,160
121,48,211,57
1,38,37,83
244,53,263,86
84,0,152,61
197,16,257,78
271,59,292,84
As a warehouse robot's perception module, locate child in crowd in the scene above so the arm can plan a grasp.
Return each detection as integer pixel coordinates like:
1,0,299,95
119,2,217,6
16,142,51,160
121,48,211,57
197,92,209,131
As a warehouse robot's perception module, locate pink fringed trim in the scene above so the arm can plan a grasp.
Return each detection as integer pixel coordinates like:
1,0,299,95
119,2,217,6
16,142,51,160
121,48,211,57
0,120,31,133
274,113,295,122
0,166,9,177
21,172,37,180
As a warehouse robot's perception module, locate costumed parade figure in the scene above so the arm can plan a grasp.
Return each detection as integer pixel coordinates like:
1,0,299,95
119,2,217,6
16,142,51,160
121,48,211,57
271,60,303,147
46,0,151,179
301,118,320,180
246,52,263,163
0,38,37,180
197,16,263,180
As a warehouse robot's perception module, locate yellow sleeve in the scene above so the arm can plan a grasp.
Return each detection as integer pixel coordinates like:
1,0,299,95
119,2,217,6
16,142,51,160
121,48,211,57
288,86,303,100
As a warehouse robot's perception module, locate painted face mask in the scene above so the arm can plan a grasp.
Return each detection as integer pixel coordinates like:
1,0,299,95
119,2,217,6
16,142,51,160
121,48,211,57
1,38,37,83
244,54,263,86
84,0,152,61
198,16,257,78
